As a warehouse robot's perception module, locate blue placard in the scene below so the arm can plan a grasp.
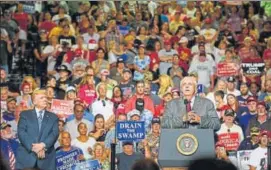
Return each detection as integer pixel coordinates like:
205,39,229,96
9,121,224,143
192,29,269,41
56,148,82,170
72,159,101,170
197,84,204,93
117,121,145,141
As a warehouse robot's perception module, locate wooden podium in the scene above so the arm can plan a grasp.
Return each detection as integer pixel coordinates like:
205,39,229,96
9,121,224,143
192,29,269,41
158,129,216,169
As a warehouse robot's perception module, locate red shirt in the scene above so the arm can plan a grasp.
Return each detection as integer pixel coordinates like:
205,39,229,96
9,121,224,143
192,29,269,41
148,51,160,70
263,49,271,61
179,59,189,72
78,84,97,106
13,13,28,31
39,21,57,33
125,95,155,114
154,102,165,117
178,47,191,62
88,50,97,63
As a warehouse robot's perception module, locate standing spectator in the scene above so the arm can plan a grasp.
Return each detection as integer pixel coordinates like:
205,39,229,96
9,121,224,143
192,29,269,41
226,77,241,96
238,96,258,134
92,143,110,170
0,28,12,73
56,65,72,99
246,101,271,136
248,130,270,170
89,114,107,142
58,25,76,46
167,55,184,89
0,122,19,170
133,44,150,81
237,82,251,108
238,127,260,151
77,75,97,107
65,104,93,140
116,141,145,170
71,122,96,160
119,68,135,101
91,48,110,77
16,89,59,170
38,11,57,33
158,40,178,75
82,25,100,45
188,51,215,91
16,82,32,110
216,109,244,149
125,81,155,114
90,82,114,122
51,5,71,24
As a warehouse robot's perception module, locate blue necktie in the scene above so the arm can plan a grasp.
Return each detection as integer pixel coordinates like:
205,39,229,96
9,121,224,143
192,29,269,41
38,110,43,131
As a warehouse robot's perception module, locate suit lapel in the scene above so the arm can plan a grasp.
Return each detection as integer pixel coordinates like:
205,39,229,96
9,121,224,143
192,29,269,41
192,96,201,111
38,111,50,140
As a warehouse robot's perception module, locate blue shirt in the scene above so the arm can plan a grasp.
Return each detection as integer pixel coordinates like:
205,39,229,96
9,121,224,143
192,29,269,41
66,110,94,123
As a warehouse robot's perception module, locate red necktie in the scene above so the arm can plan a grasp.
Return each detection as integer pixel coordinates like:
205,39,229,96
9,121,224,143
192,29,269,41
8,144,16,170
186,100,192,112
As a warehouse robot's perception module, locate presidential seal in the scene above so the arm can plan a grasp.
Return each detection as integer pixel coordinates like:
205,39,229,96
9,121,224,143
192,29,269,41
176,133,198,155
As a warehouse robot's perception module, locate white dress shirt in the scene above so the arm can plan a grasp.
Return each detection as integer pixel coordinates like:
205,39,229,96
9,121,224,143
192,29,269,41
90,99,114,121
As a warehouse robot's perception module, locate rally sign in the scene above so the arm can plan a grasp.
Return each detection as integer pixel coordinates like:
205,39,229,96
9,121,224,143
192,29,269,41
218,132,239,151
117,121,145,141
241,63,265,75
72,159,101,170
216,63,238,77
56,148,82,170
237,150,253,170
51,99,74,119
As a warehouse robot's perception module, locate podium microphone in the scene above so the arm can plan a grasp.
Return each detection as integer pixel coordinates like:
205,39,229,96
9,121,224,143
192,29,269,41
184,99,189,128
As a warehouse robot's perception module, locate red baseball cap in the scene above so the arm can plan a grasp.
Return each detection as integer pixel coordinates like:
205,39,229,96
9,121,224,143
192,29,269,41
247,96,257,103
164,40,171,46
257,101,266,107
205,18,212,24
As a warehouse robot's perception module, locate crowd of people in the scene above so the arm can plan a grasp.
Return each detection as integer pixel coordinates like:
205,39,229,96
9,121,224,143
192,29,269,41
1,1,271,170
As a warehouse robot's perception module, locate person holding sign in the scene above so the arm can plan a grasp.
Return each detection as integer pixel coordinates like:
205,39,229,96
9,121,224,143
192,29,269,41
162,76,220,130
16,89,59,170
216,109,244,151
92,143,110,170
56,131,84,170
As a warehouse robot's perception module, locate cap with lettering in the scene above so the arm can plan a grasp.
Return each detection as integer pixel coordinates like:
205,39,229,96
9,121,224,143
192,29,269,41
250,127,260,136
224,109,235,117
152,117,160,125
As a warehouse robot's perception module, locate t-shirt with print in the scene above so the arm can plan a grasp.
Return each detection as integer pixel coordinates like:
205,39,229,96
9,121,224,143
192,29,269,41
119,81,135,101
133,55,150,81
249,147,268,170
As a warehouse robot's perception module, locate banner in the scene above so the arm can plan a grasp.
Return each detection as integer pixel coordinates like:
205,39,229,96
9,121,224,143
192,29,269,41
72,160,101,170
216,63,238,77
218,133,239,151
1,101,7,113
237,150,253,170
23,4,35,14
117,121,145,141
51,99,74,119
56,148,83,170
241,63,265,75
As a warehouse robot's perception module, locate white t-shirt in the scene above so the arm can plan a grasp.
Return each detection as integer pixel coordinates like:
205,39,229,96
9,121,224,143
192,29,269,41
249,147,268,170
90,99,114,121
188,56,214,88
71,137,96,160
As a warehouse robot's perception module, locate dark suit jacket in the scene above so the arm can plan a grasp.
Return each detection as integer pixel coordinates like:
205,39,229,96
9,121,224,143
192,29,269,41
161,96,221,131
16,109,59,170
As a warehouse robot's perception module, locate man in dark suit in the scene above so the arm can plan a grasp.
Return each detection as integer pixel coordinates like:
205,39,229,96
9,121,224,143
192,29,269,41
16,89,59,170
161,76,220,130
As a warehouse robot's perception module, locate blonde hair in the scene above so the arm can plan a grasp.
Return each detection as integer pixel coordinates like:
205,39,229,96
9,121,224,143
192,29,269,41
22,76,37,92
267,37,271,49
180,76,198,94
79,75,94,87
108,41,116,51
158,74,173,98
93,143,107,162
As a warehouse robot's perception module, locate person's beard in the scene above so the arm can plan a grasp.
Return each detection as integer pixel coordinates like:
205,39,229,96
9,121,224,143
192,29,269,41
241,91,248,96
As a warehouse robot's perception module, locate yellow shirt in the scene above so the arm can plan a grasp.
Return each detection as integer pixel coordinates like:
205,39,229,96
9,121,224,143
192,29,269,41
49,26,74,38
169,20,184,34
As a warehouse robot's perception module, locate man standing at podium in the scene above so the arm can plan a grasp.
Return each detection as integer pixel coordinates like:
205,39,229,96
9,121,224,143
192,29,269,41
161,76,220,130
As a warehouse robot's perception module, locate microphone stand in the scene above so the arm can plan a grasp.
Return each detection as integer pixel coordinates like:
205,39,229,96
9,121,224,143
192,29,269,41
268,142,271,170
110,114,117,170
184,99,189,128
